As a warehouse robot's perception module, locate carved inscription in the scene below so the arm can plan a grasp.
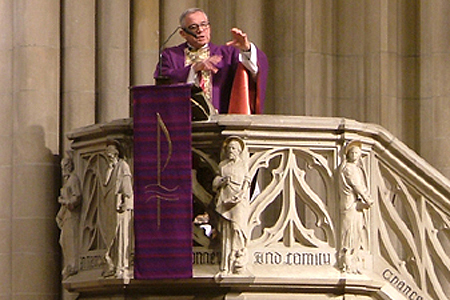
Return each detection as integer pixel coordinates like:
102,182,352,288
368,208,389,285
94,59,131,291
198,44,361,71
253,251,331,266
382,269,424,300
80,255,104,270
193,250,221,265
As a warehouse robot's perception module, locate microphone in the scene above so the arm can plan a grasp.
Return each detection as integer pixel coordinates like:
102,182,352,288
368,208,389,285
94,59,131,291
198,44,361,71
182,27,198,38
156,26,181,85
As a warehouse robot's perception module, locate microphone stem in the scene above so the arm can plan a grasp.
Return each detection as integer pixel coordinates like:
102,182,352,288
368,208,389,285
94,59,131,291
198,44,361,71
158,26,180,78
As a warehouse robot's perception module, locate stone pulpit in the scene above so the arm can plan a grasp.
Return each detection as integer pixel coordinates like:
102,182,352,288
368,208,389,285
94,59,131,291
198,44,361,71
59,115,450,300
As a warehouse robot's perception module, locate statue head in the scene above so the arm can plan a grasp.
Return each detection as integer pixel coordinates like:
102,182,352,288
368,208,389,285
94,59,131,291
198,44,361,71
221,136,246,162
345,141,362,163
105,144,120,166
61,157,74,176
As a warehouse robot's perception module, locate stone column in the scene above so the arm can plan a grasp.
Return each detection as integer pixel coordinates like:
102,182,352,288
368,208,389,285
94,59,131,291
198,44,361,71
420,1,450,178
0,0,13,298
261,0,301,115
160,0,196,49
61,0,96,151
395,1,420,150
209,1,266,58
302,0,334,117
376,0,420,149
131,0,160,87
335,0,420,149
335,0,368,121
12,0,60,299
96,0,131,123
235,0,264,51
253,0,335,116
206,1,234,45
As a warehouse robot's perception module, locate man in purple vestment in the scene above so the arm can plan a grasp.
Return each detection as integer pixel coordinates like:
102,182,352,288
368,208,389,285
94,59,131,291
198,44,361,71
154,8,268,114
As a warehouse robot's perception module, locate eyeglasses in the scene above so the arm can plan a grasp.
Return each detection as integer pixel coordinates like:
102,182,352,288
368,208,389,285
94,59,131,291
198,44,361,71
186,22,210,32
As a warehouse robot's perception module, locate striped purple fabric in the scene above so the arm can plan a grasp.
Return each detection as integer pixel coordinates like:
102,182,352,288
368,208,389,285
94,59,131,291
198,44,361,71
132,84,192,279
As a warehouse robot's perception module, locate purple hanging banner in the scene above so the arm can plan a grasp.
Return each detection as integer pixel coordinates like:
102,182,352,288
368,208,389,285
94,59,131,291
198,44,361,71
132,84,192,279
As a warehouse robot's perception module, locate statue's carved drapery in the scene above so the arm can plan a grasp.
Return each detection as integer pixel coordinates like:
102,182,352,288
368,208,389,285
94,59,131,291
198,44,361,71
56,156,82,279
213,136,251,275
338,141,373,274
76,141,135,279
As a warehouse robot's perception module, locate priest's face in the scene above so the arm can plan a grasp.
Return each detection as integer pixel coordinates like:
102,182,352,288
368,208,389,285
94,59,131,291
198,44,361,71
180,11,211,49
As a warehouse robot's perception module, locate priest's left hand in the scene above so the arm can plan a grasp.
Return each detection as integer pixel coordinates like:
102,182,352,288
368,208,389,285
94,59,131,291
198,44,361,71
226,28,251,51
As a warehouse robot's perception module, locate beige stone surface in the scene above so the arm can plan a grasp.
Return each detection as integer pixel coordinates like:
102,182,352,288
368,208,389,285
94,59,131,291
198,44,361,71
10,0,61,299
131,0,160,86
1,0,450,299
96,0,130,123
61,0,96,153
0,219,11,254
12,252,60,295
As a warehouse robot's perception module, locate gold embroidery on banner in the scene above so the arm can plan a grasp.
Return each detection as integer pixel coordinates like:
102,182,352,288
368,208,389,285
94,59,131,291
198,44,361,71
145,113,179,229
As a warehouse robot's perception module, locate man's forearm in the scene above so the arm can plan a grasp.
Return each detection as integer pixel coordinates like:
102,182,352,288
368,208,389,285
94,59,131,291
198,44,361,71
239,43,258,75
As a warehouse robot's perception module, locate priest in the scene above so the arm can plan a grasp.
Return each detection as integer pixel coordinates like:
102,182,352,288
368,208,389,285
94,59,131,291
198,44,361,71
154,8,268,114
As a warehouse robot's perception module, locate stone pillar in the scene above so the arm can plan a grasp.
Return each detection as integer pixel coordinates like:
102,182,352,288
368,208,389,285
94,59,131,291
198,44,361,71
0,0,13,298
255,0,335,116
131,0,160,87
302,0,334,117
206,1,234,45
61,0,96,151
376,0,420,148
420,1,450,178
335,0,420,149
160,0,196,49
335,0,368,121
208,1,265,58
399,1,420,151
12,0,60,299
96,0,131,123
235,0,264,51
262,0,301,115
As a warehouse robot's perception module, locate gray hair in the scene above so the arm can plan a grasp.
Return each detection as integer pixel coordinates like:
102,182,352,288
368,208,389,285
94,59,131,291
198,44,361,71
179,8,208,27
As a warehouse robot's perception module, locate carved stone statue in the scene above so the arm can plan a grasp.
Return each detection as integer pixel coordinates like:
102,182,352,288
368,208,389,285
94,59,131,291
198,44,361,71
213,136,251,275
56,156,82,279
338,141,373,274
102,142,134,279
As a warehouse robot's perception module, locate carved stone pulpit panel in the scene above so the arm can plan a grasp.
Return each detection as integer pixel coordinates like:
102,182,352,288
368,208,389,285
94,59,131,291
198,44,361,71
61,119,134,284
